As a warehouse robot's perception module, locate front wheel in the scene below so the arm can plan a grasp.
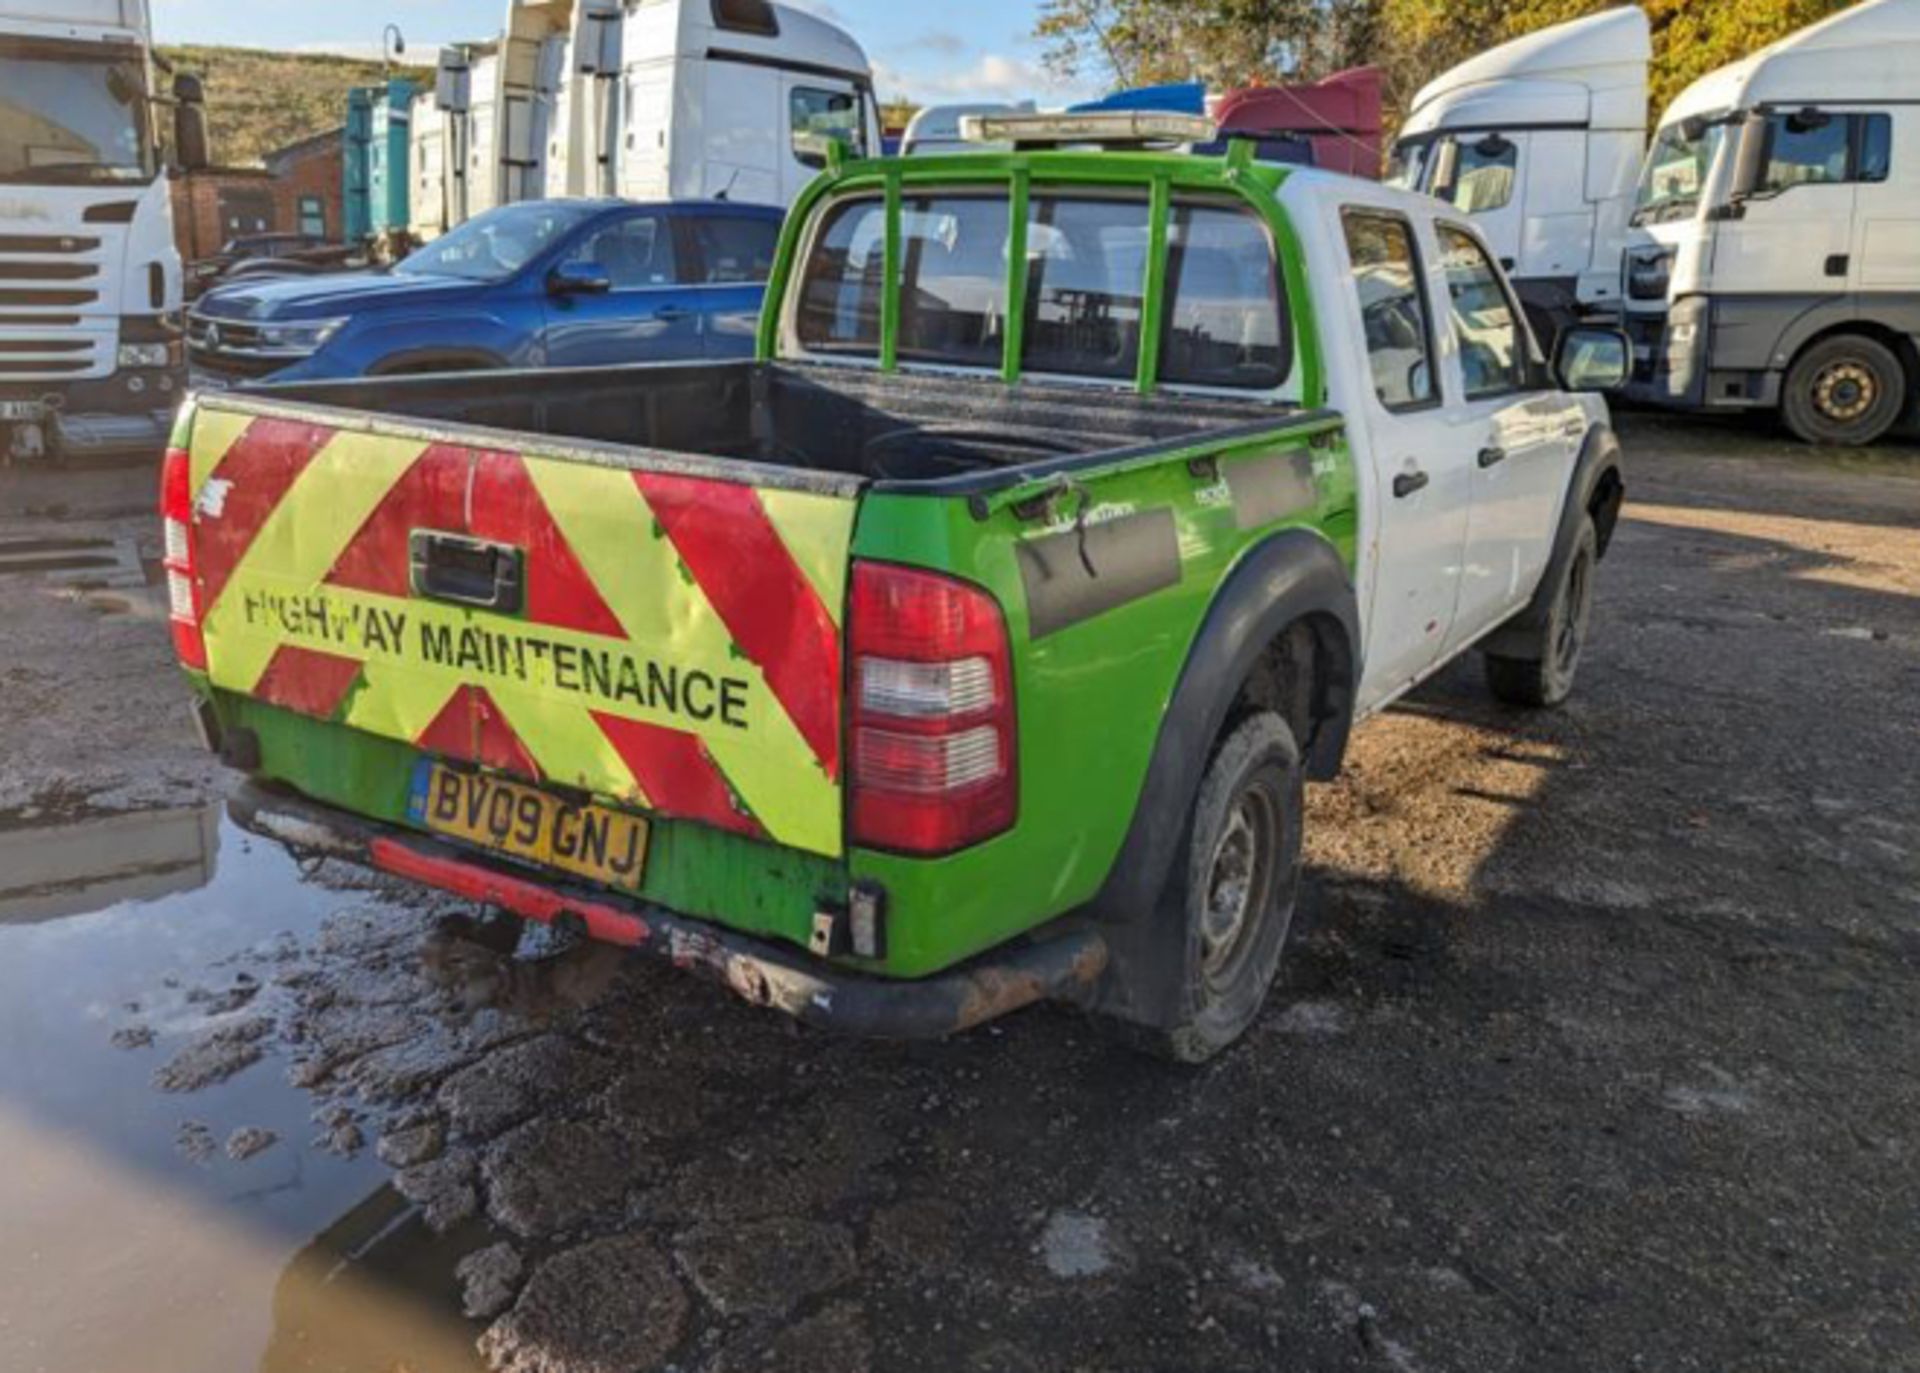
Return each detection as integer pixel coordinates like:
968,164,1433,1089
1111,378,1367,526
1780,335,1908,446
1484,515,1597,709
1098,712,1304,1063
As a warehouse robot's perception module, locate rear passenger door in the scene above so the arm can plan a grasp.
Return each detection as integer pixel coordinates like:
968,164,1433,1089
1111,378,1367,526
679,212,782,359
541,211,704,367
1431,221,1577,655
1337,207,1473,712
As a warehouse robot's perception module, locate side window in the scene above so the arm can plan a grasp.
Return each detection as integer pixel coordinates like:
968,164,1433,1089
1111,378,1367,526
1022,195,1150,381
692,215,779,283
795,197,885,355
1441,135,1517,213
1161,203,1288,390
791,86,866,167
1761,111,1853,191
1858,113,1892,183
565,215,679,288
897,196,1011,367
1340,210,1436,410
1436,223,1523,399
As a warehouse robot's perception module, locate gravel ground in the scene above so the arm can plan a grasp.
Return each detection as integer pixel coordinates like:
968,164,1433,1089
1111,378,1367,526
1,411,1917,1373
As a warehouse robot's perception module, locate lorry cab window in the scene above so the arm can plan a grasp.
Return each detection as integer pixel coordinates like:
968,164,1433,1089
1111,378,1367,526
791,86,866,166
0,47,153,184
1762,110,1851,191
1383,139,1428,190
395,202,596,281
1632,118,1727,225
1758,110,1892,191
1440,136,1517,213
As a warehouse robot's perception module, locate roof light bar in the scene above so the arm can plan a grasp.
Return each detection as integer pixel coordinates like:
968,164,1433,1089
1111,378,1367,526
959,111,1218,148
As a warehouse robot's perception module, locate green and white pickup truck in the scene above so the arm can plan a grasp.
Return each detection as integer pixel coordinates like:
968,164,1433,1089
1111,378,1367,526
164,118,1628,1059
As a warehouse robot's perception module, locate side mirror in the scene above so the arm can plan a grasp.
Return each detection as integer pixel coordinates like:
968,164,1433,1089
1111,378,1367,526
547,260,611,296
173,74,211,173
1730,110,1770,200
1430,138,1460,199
1554,326,1629,392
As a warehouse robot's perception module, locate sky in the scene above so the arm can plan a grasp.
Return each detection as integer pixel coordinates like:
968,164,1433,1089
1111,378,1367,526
150,0,1108,107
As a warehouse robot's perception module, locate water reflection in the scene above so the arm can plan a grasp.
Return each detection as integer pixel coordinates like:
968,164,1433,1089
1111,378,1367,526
263,1184,487,1373
0,808,483,1373
0,803,220,924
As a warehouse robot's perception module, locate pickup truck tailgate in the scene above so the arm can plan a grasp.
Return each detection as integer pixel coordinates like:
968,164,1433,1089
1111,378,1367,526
183,399,853,858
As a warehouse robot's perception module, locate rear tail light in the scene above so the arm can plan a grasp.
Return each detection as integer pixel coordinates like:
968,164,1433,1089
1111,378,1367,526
159,445,206,670
848,561,1015,855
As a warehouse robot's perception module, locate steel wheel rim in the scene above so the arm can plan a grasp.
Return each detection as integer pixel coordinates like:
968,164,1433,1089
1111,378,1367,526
1813,361,1877,422
1554,548,1593,676
1200,787,1276,984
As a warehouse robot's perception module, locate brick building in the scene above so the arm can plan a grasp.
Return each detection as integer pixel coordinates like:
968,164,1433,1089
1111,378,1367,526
170,128,345,265
264,129,346,242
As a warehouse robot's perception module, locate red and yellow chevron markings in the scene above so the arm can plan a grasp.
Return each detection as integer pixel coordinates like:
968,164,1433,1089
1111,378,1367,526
186,405,855,857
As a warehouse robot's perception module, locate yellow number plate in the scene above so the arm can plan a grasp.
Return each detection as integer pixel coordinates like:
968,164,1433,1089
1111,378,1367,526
410,763,649,891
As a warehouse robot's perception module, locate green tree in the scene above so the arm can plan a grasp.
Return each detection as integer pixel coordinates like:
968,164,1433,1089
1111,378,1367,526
1036,0,1865,123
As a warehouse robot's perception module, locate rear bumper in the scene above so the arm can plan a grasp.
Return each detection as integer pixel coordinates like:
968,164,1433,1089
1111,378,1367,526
227,781,1108,1039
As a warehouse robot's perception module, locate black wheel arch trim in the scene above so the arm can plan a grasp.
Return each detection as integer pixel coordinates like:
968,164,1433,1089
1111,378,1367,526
1084,527,1358,926
1481,421,1623,658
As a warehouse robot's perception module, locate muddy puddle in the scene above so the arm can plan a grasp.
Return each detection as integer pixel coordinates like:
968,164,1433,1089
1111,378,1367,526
0,803,498,1373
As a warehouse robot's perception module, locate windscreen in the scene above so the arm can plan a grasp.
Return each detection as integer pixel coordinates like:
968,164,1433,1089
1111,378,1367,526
0,42,153,185
1632,118,1727,226
1383,139,1429,191
395,202,598,282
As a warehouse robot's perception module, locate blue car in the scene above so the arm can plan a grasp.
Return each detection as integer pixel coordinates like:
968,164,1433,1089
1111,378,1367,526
186,199,785,385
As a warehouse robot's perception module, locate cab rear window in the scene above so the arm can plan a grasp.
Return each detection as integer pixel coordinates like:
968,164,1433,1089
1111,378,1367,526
794,187,1291,391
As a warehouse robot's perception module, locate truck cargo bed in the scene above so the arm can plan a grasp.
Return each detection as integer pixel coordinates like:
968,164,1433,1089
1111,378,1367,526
250,360,1290,493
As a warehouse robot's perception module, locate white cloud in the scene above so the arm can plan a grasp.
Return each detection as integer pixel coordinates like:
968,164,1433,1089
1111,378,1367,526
875,52,1100,107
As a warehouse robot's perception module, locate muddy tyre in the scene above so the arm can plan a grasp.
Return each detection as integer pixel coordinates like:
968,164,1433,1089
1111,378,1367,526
1099,712,1304,1063
1485,515,1597,709
1781,334,1908,447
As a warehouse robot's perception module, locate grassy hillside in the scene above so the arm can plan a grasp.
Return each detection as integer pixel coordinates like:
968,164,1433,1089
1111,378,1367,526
158,45,434,167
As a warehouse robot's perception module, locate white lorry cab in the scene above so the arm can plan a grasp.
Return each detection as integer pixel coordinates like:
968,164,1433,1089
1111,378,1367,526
1389,7,1651,345
543,0,625,199
614,0,880,207
0,0,206,460
902,103,1038,156
1620,0,1920,445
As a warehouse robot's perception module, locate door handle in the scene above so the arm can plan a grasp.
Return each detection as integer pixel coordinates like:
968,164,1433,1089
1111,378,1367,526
654,307,693,322
1392,469,1429,499
410,531,525,614
1477,445,1507,469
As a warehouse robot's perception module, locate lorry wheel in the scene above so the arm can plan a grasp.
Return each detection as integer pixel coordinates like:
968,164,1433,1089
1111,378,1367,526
1484,515,1597,709
1781,335,1908,446
1100,712,1303,1063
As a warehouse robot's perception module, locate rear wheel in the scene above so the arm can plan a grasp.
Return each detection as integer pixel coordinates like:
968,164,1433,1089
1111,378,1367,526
1098,712,1304,1063
1484,515,1597,709
1781,334,1907,446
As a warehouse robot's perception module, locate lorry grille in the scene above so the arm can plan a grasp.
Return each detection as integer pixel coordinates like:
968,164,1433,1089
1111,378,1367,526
0,231,110,379
0,339,92,375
